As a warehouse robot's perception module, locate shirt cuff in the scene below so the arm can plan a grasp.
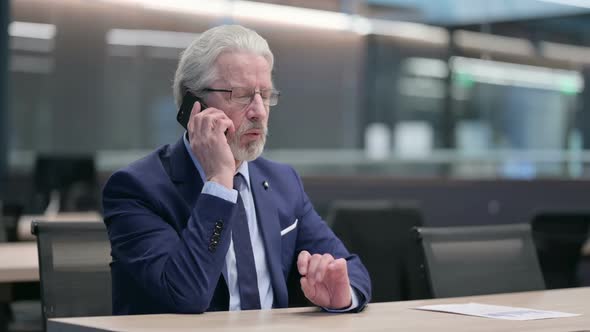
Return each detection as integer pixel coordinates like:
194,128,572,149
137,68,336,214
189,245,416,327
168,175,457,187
322,285,360,313
202,181,238,203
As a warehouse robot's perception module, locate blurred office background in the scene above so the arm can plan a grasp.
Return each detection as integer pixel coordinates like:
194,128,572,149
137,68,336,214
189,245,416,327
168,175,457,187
3,0,590,184
2,0,590,246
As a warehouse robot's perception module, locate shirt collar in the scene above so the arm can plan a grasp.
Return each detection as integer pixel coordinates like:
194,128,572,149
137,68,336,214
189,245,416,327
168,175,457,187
235,158,250,188
182,132,250,189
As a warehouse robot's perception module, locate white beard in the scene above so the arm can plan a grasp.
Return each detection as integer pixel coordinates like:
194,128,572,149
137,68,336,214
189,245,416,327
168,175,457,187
229,121,267,162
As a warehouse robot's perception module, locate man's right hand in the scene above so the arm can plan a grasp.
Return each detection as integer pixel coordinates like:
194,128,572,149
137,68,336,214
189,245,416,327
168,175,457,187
187,101,236,189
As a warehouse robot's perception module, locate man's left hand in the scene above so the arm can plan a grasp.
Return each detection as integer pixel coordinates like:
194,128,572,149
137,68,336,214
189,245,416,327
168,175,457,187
297,251,352,310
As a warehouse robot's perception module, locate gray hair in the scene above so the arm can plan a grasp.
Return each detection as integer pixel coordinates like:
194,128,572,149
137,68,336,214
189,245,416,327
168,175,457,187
173,25,274,108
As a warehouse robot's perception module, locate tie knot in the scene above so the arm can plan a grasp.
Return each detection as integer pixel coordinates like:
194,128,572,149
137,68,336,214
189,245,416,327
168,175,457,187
233,173,244,190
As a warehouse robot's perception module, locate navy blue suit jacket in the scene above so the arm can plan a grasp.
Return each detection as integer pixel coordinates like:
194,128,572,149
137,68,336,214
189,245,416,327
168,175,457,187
102,138,371,314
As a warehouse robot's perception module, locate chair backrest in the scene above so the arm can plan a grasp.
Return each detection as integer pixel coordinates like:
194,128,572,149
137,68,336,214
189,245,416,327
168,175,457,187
0,201,6,242
32,155,99,212
328,200,425,302
32,221,112,321
414,223,545,298
531,212,590,289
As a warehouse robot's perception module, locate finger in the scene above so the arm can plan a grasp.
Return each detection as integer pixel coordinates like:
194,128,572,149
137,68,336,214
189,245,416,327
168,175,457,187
297,251,311,276
205,109,235,135
326,258,349,282
307,254,322,285
187,101,202,134
191,101,203,115
300,277,315,301
197,109,232,132
217,117,235,136
198,114,215,135
315,254,334,283
196,111,227,134
193,105,213,135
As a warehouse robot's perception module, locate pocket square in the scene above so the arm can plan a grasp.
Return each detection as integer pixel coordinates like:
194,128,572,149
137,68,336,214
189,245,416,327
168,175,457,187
280,219,298,236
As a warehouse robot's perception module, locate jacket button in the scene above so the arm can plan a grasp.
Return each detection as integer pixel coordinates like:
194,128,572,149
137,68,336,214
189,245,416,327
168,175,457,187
208,244,216,252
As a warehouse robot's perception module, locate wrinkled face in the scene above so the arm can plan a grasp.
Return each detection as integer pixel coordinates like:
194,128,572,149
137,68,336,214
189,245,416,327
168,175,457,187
205,51,272,162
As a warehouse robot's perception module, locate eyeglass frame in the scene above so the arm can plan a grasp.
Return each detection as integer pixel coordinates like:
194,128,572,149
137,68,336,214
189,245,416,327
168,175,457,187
202,87,281,107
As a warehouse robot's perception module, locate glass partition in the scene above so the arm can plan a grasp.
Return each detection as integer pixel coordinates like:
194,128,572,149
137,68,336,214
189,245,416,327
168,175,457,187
6,0,590,179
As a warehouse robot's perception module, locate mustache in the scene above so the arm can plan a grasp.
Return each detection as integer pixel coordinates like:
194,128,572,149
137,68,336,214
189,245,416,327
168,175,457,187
236,121,267,136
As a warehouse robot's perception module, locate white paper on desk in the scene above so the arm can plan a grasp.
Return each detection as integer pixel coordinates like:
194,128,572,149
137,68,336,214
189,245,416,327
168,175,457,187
414,303,580,321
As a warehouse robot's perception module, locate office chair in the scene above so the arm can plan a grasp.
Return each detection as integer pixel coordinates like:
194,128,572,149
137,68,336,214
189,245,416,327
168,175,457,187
413,223,545,298
31,221,112,324
328,200,426,302
531,213,590,289
0,201,6,242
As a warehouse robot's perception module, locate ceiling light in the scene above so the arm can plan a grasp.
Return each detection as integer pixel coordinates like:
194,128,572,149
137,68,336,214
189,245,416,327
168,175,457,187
99,0,448,44
451,56,584,92
9,21,56,39
541,41,590,64
454,30,534,57
536,0,590,9
106,29,199,48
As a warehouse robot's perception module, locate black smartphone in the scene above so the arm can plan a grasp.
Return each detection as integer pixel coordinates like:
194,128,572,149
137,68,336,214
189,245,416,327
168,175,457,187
176,92,208,130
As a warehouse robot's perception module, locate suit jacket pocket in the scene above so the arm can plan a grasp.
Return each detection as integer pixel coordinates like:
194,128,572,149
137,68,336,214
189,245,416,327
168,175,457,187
280,218,298,275
280,218,298,236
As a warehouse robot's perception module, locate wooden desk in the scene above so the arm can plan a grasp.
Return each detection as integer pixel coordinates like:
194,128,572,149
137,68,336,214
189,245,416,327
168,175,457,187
48,287,590,332
0,242,38,283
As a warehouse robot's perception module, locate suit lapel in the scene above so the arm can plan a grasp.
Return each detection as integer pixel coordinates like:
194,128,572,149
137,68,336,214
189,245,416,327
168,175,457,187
166,137,204,207
248,161,288,308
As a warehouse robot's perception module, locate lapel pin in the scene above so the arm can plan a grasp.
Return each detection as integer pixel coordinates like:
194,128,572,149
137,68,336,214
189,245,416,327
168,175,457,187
263,181,269,190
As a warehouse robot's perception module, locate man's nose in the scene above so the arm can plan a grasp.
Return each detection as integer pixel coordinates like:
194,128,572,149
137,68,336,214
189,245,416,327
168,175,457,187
246,93,267,120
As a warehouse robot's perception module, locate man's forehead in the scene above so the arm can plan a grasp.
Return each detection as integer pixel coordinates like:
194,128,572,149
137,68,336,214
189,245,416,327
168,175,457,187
214,52,272,86
216,52,269,71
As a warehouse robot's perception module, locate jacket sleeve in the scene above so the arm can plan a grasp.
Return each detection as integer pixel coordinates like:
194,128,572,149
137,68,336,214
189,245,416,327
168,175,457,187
102,170,236,314
289,167,372,311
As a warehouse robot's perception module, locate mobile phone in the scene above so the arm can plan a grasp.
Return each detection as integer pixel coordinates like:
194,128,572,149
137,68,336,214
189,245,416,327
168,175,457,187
176,92,208,130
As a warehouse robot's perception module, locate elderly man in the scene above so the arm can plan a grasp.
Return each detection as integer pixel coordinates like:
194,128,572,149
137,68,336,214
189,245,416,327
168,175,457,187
103,25,371,315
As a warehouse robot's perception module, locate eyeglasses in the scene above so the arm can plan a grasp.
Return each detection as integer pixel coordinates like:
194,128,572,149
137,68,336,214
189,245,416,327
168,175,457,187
203,87,280,106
